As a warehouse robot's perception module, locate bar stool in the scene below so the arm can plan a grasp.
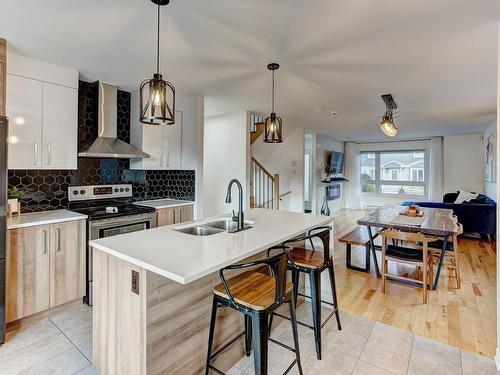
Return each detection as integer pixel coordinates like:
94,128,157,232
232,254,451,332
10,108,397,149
205,246,303,375
269,226,342,360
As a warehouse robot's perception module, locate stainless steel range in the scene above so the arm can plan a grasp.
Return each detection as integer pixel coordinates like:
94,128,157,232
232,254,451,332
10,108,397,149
68,184,156,305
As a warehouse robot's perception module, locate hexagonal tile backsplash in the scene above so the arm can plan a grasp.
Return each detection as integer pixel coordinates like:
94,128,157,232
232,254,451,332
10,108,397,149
8,80,195,213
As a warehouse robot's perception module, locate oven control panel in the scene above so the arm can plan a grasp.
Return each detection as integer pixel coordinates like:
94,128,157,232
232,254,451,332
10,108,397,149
68,184,133,201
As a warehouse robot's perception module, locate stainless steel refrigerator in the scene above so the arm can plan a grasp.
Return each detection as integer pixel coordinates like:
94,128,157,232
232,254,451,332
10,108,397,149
0,116,7,344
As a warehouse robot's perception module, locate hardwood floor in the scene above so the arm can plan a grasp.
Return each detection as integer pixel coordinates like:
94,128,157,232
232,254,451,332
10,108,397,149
331,208,497,358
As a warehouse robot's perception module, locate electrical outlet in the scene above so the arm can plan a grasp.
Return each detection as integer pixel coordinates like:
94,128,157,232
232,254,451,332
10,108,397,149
131,270,139,295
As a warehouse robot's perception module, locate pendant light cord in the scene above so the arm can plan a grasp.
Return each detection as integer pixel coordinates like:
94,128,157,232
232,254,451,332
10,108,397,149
156,4,160,74
272,70,275,113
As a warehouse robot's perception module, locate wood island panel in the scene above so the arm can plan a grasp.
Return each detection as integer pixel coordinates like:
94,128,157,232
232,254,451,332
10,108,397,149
93,249,249,375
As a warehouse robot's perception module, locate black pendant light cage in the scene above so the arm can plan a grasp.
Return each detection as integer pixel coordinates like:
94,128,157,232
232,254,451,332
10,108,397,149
140,0,176,126
264,63,283,143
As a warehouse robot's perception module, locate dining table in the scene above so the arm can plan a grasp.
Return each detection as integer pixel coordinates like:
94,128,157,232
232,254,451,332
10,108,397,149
356,205,461,290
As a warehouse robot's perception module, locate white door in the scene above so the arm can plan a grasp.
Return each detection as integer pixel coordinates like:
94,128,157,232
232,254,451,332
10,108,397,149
164,111,182,169
6,74,43,169
42,83,78,169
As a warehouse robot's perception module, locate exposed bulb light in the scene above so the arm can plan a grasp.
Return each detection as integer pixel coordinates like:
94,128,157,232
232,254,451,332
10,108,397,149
380,113,398,137
264,63,283,143
140,0,176,126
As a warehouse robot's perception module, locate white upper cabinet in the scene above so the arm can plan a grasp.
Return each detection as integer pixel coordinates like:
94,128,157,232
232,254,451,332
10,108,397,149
6,74,43,169
42,83,78,169
6,53,78,170
130,90,182,170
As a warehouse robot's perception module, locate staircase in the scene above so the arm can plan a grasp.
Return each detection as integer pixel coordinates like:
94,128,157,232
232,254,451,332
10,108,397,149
250,114,265,145
250,157,280,209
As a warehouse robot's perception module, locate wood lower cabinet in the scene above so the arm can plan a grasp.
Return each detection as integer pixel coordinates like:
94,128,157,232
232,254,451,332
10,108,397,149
49,220,86,308
156,204,194,227
7,219,86,322
6,224,50,322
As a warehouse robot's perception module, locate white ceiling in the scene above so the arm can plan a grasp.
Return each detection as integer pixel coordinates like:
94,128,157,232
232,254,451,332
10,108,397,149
1,0,499,140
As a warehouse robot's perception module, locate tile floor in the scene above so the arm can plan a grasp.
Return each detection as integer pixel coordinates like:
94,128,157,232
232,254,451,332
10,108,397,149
0,302,498,375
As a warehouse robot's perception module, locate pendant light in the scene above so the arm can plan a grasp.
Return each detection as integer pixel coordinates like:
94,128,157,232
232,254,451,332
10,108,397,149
380,112,398,137
264,63,283,143
379,94,399,137
140,0,175,125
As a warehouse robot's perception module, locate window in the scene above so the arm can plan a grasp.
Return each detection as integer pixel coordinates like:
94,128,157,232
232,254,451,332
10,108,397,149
361,150,426,196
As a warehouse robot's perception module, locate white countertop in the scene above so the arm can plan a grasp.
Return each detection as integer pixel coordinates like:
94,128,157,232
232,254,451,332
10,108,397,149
89,208,332,285
133,199,194,209
8,209,88,230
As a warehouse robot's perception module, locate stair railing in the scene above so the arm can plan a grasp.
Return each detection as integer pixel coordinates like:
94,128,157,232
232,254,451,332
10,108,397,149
251,157,280,209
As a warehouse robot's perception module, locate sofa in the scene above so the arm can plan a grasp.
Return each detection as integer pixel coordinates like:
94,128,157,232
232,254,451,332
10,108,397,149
402,192,496,240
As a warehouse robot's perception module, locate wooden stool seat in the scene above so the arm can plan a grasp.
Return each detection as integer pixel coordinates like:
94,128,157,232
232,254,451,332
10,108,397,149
289,247,329,269
213,271,293,311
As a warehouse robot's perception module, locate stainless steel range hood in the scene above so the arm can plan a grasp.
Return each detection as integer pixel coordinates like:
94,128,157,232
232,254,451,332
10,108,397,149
78,82,150,159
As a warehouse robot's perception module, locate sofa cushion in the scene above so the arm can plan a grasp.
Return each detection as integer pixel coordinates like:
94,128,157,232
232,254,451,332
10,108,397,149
455,190,479,204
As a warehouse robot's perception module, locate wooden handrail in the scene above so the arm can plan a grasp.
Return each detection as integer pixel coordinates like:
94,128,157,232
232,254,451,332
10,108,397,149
251,157,276,181
257,190,291,208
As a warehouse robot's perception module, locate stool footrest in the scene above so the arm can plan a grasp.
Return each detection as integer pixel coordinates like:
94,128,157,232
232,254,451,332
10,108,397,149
210,331,246,361
273,303,338,331
268,337,296,353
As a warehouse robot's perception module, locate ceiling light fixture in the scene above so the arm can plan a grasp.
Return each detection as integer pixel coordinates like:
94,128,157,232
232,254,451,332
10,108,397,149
380,94,399,137
264,63,283,143
140,0,175,126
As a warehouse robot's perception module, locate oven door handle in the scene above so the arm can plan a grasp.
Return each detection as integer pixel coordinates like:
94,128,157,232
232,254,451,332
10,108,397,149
89,213,156,229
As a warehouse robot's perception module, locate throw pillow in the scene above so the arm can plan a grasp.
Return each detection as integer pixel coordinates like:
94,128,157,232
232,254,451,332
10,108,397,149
454,190,479,204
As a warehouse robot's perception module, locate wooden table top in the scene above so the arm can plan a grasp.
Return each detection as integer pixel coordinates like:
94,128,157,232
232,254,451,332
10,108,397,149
356,205,460,237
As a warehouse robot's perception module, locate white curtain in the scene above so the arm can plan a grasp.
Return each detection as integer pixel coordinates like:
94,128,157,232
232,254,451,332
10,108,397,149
428,137,444,201
345,141,361,208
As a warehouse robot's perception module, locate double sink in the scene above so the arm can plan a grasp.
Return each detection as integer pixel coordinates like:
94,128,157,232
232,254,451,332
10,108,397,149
175,218,253,236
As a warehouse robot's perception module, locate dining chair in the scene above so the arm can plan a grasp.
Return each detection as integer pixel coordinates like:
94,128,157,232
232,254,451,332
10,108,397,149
380,229,436,304
427,221,463,289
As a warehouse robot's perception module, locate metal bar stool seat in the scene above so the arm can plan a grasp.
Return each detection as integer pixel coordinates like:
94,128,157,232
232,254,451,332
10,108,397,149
269,226,342,361
205,246,303,375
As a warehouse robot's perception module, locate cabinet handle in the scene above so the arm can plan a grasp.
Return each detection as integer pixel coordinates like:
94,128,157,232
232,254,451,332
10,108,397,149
47,143,52,166
172,210,176,224
33,143,38,165
179,209,182,223
55,228,61,252
41,229,47,254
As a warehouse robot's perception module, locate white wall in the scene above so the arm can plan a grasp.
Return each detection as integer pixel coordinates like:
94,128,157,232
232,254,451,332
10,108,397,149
203,111,249,217
251,128,305,212
315,134,345,213
443,133,484,194
484,122,496,200
495,22,500,370
182,95,204,217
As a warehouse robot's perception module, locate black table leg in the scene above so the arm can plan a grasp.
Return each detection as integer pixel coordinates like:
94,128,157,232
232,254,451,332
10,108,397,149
433,235,448,290
367,226,380,277
346,243,371,273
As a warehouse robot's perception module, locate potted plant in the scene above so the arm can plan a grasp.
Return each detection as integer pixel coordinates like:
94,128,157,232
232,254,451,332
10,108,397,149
8,187,23,215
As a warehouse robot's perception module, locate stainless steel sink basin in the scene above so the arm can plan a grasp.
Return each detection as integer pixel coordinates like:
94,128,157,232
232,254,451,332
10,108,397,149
174,225,224,236
204,219,253,231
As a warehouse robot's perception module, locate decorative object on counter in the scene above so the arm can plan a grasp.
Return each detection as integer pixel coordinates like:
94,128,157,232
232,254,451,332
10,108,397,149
379,93,399,137
320,196,330,216
140,0,176,125
263,63,283,143
403,205,423,217
8,187,22,218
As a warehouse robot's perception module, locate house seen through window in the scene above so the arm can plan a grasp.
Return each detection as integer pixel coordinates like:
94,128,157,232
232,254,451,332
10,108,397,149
360,150,426,196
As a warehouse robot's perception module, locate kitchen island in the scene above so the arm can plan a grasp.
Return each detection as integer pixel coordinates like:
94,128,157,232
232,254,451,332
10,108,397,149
89,208,332,375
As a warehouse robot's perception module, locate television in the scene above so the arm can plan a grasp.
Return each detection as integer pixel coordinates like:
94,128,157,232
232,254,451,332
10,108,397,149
330,151,344,174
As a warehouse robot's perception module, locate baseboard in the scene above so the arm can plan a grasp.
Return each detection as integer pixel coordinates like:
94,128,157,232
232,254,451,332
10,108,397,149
495,348,500,370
